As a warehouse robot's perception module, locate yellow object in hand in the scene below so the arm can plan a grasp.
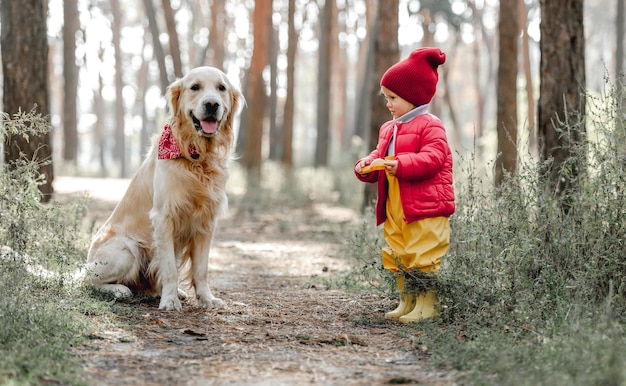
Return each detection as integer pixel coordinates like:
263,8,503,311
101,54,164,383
361,158,386,174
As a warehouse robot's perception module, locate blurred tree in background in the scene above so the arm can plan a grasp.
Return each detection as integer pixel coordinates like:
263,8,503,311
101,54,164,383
495,0,518,187
242,0,273,190
63,0,79,166
0,0,622,205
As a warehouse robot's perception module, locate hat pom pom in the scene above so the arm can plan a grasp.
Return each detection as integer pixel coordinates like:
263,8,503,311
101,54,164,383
422,48,446,68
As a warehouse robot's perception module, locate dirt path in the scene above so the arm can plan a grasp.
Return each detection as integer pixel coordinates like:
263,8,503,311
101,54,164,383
55,177,453,386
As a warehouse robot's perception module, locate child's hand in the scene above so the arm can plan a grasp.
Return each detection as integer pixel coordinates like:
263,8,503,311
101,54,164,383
359,158,386,174
384,159,398,176
355,157,373,174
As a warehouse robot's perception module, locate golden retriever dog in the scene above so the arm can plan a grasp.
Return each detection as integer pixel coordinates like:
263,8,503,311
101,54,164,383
86,67,243,311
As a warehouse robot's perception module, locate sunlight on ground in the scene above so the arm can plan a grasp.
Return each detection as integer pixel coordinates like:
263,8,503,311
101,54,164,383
54,176,130,202
212,240,349,277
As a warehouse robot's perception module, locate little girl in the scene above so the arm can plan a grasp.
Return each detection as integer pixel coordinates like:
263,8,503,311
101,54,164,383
355,47,455,323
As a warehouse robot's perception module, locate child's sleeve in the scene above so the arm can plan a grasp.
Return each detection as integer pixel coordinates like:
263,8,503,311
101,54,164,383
354,125,390,182
396,122,449,181
354,155,380,182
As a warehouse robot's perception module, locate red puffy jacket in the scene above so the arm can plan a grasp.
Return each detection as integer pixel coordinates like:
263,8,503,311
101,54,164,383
355,112,455,226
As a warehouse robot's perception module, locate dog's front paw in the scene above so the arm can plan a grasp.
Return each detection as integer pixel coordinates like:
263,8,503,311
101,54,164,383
159,296,182,311
177,288,188,300
197,294,226,309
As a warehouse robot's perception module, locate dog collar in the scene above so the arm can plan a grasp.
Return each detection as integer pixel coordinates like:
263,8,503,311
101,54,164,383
158,124,199,160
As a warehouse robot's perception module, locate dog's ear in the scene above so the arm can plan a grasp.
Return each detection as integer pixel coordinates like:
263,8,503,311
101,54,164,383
229,86,246,119
166,79,182,115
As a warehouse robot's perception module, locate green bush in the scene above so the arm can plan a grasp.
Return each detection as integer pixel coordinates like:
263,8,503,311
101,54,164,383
0,110,90,384
434,85,626,384
439,85,626,325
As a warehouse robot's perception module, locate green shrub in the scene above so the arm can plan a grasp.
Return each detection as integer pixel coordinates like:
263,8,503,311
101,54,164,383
431,83,626,383
438,84,626,327
0,110,90,384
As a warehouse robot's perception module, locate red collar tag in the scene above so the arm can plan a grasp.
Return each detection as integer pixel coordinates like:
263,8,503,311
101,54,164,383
158,124,198,160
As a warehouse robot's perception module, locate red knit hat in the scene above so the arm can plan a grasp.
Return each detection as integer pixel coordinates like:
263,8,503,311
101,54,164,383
380,47,446,107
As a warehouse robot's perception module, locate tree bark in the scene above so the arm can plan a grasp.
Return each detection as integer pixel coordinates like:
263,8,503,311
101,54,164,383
206,0,226,68
162,0,183,78
243,0,272,189
353,0,377,143
495,0,519,186
467,0,495,161
1,0,54,201
92,47,107,177
440,44,462,153
520,0,536,155
112,0,126,177
314,0,334,167
616,0,626,164
537,0,586,208
281,0,297,170
63,0,79,164
136,27,152,161
144,0,170,92
617,0,624,78
331,0,347,151
268,25,280,161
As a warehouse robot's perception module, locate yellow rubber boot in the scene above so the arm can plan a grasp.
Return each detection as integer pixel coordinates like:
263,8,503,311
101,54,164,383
385,275,416,320
399,289,439,323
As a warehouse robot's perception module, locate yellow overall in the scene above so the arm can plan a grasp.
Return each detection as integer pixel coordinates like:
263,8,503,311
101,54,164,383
382,170,450,274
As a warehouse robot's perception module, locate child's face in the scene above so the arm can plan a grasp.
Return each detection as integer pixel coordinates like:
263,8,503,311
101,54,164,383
381,87,415,119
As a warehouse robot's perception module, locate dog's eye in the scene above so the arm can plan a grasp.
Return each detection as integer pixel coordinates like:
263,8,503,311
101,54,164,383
190,84,201,91
218,84,227,92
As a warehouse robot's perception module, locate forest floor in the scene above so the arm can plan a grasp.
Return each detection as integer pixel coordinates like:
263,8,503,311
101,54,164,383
55,177,455,386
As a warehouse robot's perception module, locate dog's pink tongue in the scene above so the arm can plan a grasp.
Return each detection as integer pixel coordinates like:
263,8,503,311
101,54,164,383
201,120,217,134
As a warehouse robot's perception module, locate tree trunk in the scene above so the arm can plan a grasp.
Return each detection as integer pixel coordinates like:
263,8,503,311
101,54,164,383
281,0,297,170
363,0,399,212
353,0,377,143
520,0,536,155
420,9,435,49
440,43,462,152
617,0,624,78
495,0,519,186
467,0,495,162
207,0,226,68
268,25,280,161
138,61,151,161
314,0,334,167
472,33,485,141
616,0,626,164
243,0,272,190
331,0,347,151
112,0,126,177
162,0,183,78
92,48,107,177
144,0,170,92
1,0,54,201
537,0,586,209
136,27,152,161
63,0,79,164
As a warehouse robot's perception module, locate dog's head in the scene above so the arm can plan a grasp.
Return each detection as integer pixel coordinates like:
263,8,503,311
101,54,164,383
166,67,243,158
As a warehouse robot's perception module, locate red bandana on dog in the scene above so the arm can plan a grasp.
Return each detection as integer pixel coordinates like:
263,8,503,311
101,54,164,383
158,124,198,160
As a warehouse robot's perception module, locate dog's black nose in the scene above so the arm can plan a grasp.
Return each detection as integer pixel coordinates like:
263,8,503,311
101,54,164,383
204,101,220,115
